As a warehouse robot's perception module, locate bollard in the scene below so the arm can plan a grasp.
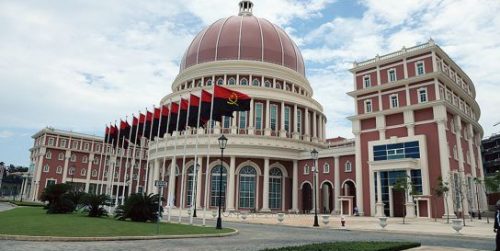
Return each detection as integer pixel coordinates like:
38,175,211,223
341,216,346,229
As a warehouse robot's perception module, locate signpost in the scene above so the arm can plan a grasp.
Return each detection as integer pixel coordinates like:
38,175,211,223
154,180,167,235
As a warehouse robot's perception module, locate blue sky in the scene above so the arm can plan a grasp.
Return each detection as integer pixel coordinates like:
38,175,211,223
1,0,500,167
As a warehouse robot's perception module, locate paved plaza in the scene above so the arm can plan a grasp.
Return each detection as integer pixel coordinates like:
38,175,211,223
0,204,495,251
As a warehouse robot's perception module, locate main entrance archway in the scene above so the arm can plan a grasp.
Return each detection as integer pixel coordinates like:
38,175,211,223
301,183,312,213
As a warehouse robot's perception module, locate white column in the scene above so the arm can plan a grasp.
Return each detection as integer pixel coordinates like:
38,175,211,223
261,157,271,212
264,100,271,136
405,169,416,218
375,171,385,216
196,157,203,209
466,124,478,213
312,111,317,142
475,135,488,210
231,112,237,134
434,106,455,218
292,104,299,139
353,128,364,215
84,154,94,193
304,107,310,141
454,115,469,216
334,156,340,214
226,156,236,211
248,98,254,135
279,102,286,137
168,157,177,208
61,150,70,183
292,160,298,212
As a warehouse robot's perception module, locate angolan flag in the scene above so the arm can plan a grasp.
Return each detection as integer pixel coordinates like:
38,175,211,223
213,85,251,117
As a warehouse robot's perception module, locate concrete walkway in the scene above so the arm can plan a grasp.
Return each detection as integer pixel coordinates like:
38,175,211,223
165,209,496,240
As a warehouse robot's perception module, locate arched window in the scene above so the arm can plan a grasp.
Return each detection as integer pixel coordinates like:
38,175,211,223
239,166,257,209
217,78,224,85
45,151,52,159
56,166,63,174
345,161,352,172
91,169,98,177
43,164,50,172
264,80,272,87
240,78,248,86
323,163,330,173
303,164,310,174
252,78,260,86
69,167,75,176
210,165,227,207
185,165,196,207
58,153,64,160
82,156,88,163
70,153,76,162
196,80,202,87
269,168,282,209
275,82,282,89
206,79,212,86
228,77,236,85
80,168,86,176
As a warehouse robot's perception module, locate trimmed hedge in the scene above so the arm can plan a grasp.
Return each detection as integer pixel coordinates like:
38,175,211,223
9,201,45,207
260,241,421,251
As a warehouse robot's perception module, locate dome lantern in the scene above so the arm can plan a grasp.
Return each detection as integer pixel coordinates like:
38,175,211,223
238,1,254,16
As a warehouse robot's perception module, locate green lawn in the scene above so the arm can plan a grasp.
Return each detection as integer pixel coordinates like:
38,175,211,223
0,207,233,237
260,241,420,251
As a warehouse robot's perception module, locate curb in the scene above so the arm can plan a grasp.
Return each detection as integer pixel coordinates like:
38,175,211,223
0,228,238,242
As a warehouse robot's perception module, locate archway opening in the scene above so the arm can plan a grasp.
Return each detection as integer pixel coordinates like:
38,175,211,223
301,183,312,213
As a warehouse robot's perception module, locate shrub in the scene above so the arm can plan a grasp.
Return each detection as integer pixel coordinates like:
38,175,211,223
114,193,162,222
40,183,76,214
81,193,111,217
65,190,86,209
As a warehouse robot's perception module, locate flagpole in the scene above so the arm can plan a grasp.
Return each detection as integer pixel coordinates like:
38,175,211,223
164,101,173,222
115,116,127,206
136,108,148,194
172,99,182,223
190,93,201,223
97,123,109,194
144,105,155,194
103,137,114,196
128,113,141,196
203,82,216,226
153,105,165,197
109,120,120,203
180,93,193,224
121,116,133,205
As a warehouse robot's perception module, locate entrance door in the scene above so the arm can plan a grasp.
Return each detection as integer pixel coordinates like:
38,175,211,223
392,190,405,217
302,184,312,213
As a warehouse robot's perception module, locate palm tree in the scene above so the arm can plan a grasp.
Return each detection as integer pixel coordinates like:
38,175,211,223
114,193,162,222
81,193,111,217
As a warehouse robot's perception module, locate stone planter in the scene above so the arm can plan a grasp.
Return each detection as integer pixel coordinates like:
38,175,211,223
277,213,285,223
451,219,463,233
240,211,248,221
321,215,330,225
212,210,217,218
187,208,192,216
379,217,388,229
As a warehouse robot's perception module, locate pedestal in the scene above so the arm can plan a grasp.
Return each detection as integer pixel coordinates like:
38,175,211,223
375,202,385,217
405,202,416,218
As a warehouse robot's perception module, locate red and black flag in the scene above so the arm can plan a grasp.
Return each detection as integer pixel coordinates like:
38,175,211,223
104,125,110,143
130,116,139,144
158,105,170,137
213,85,251,118
144,111,154,140
200,90,213,125
168,102,180,134
152,107,161,139
137,113,146,143
188,94,200,127
119,120,130,149
178,98,189,131
109,124,118,146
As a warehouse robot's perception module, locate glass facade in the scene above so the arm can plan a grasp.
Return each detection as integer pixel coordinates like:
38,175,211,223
239,111,247,129
210,165,227,207
378,169,423,216
373,141,420,161
239,166,256,209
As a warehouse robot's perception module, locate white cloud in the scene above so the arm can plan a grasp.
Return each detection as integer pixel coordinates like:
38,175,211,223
0,130,15,139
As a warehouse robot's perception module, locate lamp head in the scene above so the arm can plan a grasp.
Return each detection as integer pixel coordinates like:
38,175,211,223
218,134,228,150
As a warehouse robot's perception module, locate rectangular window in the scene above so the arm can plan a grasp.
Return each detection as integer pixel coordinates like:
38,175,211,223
239,111,247,129
255,103,263,130
297,109,302,135
284,106,290,133
270,104,278,131
418,88,428,103
223,116,231,129
363,75,371,88
84,143,90,151
373,141,420,161
72,141,78,149
95,144,101,152
390,95,399,108
388,69,396,82
48,138,54,146
364,100,372,113
416,62,425,75
60,139,67,148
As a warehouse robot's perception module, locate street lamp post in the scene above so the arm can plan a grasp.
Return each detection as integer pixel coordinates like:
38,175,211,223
475,179,482,220
193,163,200,218
311,149,319,227
216,135,228,230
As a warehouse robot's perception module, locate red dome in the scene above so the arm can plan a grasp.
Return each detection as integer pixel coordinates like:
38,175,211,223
180,15,305,76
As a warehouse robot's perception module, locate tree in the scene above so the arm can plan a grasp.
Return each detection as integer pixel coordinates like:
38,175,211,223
81,193,111,217
434,176,450,223
114,193,162,222
40,183,76,214
393,175,415,224
474,171,500,224
65,190,86,210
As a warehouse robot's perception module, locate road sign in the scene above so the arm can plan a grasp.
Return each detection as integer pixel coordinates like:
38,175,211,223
154,180,167,187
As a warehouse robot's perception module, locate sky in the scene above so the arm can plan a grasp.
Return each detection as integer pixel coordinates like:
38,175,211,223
1,0,500,167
